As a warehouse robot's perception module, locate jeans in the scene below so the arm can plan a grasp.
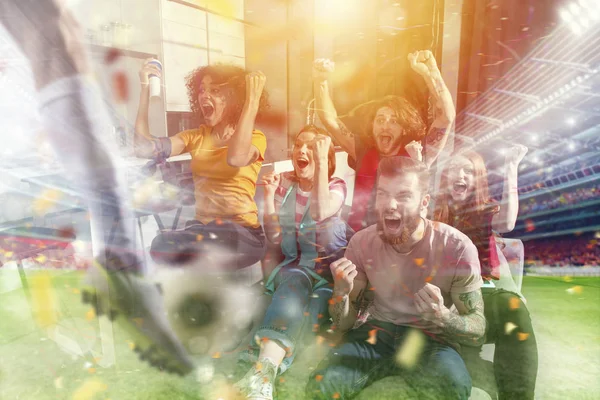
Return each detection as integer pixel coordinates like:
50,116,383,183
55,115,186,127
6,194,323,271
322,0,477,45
150,219,266,270
482,288,538,400
306,320,472,400
237,268,332,374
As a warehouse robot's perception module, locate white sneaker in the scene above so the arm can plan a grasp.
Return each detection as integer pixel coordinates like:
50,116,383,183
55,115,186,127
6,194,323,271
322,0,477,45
234,359,277,400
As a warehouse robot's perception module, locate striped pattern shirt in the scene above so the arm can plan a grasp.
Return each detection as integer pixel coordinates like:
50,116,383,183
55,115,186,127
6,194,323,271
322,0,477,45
274,172,347,227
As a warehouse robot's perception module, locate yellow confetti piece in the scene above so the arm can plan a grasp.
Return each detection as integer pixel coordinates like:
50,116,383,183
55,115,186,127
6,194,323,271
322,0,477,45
505,322,518,335
54,376,64,390
30,271,57,327
366,329,377,345
127,341,135,350
72,378,108,400
5,251,13,258
395,329,425,369
72,288,81,294
212,352,221,359
509,297,520,310
562,276,573,283
566,286,583,295
32,189,63,216
35,254,47,264
518,332,530,341
316,336,325,345
85,308,96,321
88,368,96,374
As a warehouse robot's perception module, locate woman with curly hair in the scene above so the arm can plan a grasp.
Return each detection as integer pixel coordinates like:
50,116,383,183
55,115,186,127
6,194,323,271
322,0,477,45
433,146,538,400
134,60,270,270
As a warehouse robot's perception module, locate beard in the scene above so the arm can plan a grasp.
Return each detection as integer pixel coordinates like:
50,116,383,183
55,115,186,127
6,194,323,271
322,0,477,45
376,213,421,245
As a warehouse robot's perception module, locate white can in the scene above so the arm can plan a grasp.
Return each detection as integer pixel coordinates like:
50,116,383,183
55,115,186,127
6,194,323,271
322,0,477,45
148,59,162,98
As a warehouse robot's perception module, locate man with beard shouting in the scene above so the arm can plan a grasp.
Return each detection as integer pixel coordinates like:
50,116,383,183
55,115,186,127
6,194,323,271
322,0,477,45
305,157,484,400
313,51,455,231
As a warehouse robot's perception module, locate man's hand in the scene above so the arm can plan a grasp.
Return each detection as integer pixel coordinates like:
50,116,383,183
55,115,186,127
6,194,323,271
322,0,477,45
414,283,451,326
259,172,280,197
245,71,266,106
313,58,335,83
405,140,423,162
505,144,528,167
330,257,358,295
312,135,331,166
408,50,440,80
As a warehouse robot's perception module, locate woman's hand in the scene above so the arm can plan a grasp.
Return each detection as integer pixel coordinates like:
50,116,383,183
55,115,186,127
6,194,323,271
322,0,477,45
312,134,332,166
260,172,280,197
245,71,266,107
139,58,161,86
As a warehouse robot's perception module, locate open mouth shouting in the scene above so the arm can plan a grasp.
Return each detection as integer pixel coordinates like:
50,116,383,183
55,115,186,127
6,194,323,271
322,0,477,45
295,156,310,171
383,215,402,233
452,181,468,196
201,101,215,120
378,135,392,148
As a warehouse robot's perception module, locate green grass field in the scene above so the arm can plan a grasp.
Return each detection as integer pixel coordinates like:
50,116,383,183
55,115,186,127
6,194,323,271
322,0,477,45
0,269,598,400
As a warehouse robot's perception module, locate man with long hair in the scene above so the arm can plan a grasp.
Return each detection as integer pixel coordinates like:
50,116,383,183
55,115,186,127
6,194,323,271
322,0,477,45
313,51,456,231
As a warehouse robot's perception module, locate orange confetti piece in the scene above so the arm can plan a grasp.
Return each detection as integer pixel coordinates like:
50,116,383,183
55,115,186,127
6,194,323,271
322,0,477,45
315,375,323,382
317,313,324,319
196,234,204,241
304,311,310,317
509,297,520,310
88,368,96,374
316,336,325,345
212,352,221,359
279,377,285,383
425,276,433,283
525,219,535,232
333,392,340,399
366,329,377,345
517,332,530,341
414,258,425,267
112,71,129,103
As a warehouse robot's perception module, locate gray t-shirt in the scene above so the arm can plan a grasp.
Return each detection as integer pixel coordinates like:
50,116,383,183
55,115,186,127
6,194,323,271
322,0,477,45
345,219,483,331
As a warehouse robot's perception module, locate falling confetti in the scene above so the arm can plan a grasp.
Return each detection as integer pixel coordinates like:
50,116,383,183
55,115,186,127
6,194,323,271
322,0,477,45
566,286,583,295
413,258,425,267
517,332,530,341
525,219,535,232
395,329,425,369
505,322,518,335
509,297,521,310
104,48,123,65
112,71,128,103
30,271,57,327
366,329,377,345
72,378,107,400
33,189,63,216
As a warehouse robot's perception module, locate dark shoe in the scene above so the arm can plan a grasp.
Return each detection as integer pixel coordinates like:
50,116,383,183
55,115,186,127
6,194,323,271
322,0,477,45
82,255,195,375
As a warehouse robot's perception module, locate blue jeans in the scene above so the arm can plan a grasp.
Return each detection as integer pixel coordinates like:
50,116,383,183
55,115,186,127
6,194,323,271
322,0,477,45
306,320,472,400
238,268,332,374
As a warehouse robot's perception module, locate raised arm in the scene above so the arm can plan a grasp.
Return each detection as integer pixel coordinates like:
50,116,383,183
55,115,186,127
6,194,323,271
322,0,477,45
415,283,486,346
408,51,456,168
226,71,266,167
492,145,528,233
312,59,357,160
134,59,185,159
310,135,345,222
329,257,368,333
261,172,282,244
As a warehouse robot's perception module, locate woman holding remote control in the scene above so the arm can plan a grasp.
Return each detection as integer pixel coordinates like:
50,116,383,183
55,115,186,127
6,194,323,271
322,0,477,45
134,59,270,270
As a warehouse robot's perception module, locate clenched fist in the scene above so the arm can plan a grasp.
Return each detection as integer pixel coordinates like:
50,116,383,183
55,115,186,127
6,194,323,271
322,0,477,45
330,257,359,295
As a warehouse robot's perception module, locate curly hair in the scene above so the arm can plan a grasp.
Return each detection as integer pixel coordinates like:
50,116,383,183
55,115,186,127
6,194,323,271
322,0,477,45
185,64,270,126
349,95,427,148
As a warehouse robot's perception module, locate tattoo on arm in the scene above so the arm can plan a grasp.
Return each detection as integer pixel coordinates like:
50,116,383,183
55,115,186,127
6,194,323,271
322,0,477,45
426,127,447,146
335,118,355,138
442,290,486,346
